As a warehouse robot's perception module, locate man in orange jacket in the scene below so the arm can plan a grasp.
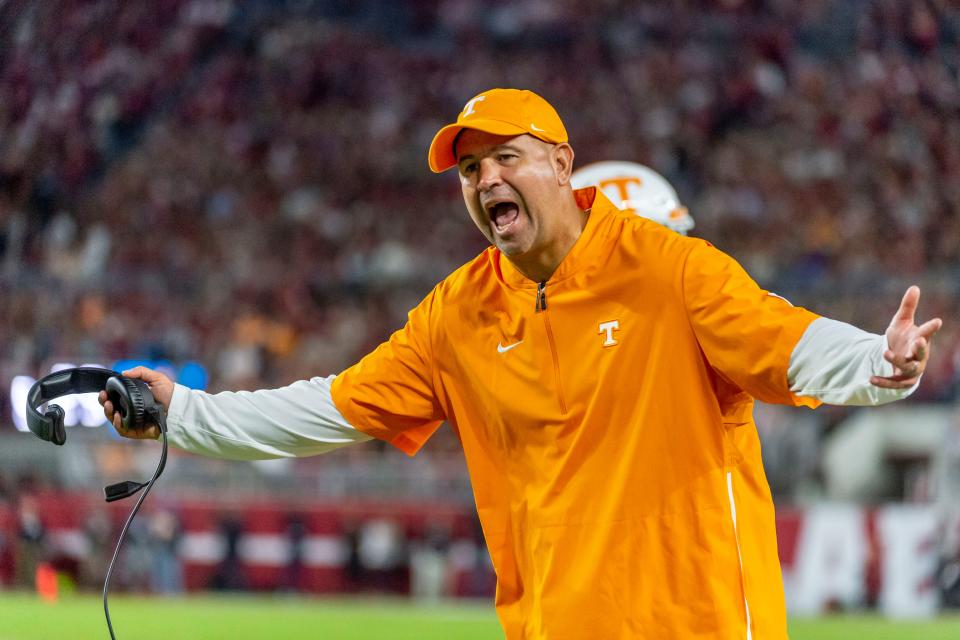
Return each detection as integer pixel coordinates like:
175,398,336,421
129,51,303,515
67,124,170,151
103,89,942,639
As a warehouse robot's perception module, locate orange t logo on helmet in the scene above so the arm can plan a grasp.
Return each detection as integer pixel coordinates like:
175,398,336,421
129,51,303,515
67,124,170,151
427,88,569,173
597,176,643,203
571,161,695,235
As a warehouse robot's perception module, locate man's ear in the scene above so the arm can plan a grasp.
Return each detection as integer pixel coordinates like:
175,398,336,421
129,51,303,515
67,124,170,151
552,142,575,186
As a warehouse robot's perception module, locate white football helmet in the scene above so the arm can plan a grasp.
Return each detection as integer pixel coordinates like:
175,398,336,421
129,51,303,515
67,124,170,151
571,161,694,235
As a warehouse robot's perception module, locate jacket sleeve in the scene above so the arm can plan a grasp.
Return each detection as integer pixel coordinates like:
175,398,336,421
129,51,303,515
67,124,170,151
787,317,920,405
330,287,446,456
682,240,821,407
165,375,370,460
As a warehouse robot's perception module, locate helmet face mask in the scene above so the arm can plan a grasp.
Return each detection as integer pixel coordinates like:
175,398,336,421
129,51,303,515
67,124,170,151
570,161,694,235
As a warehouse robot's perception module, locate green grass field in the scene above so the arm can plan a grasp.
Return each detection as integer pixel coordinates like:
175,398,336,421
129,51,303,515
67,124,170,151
1,592,959,639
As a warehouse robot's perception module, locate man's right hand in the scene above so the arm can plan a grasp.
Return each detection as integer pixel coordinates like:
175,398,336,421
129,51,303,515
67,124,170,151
98,366,174,440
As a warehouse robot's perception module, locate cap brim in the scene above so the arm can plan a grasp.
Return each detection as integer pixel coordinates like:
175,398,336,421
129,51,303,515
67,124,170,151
427,119,531,173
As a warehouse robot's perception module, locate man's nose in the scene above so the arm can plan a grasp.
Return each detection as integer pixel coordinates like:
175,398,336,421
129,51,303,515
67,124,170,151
476,158,503,191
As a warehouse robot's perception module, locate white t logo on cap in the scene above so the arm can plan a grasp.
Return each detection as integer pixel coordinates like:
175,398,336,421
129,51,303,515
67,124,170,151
462,96,486,118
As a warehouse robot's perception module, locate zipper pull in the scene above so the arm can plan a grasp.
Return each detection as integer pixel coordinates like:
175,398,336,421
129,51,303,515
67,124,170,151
535,281,547,312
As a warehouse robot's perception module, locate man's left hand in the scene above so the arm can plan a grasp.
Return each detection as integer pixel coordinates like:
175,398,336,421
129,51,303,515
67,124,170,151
870,285,943,389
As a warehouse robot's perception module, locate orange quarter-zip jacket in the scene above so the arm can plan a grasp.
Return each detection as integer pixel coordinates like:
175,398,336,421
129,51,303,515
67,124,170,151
330,187,822,639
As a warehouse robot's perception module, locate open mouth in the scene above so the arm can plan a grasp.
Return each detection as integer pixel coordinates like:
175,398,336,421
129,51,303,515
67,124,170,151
486,200,520,233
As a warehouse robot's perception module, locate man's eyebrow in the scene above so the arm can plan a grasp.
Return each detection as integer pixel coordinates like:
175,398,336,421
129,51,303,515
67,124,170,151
456,143,524,164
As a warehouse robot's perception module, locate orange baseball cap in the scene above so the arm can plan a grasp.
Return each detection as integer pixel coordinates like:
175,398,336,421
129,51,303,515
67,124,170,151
427,88,569,173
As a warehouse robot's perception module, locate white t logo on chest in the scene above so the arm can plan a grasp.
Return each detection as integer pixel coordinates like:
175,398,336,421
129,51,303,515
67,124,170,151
598,320,620,347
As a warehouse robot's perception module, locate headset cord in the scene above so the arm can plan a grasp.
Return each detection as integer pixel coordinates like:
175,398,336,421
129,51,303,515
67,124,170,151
102,414,168,640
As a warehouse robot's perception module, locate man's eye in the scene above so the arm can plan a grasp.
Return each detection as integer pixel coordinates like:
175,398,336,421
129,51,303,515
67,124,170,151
461,162,477,174
498,154,516,162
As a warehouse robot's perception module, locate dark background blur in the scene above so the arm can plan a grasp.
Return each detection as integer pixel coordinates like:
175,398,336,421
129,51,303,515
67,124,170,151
1,0,959,610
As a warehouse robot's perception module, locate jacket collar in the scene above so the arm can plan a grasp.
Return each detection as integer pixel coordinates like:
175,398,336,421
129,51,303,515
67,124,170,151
494,187,620,289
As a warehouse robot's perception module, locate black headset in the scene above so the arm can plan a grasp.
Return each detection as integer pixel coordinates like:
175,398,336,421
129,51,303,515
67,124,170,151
26,366,169,639
26,366,163,447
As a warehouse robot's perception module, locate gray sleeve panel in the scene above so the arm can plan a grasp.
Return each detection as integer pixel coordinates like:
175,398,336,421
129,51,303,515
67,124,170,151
164,375,371,460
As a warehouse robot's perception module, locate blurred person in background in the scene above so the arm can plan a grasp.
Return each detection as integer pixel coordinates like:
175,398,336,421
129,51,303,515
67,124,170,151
118,511,152,593
358,517,408,594
0,476,14,588
281,512,307,593
341,518,365,592
148,509,184,595
0,530,11,588
935,408,960,608
409,521,452,602
210,513,245,591
79,507,113,591
101,88,944,639
13,494,46,590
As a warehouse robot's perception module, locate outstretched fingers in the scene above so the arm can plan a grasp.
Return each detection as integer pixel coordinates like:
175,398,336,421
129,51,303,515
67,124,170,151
912,337,927,363
870,374,921,389
917,317,943,341
883,347,923,375
874,286,943,391
893,285,920,324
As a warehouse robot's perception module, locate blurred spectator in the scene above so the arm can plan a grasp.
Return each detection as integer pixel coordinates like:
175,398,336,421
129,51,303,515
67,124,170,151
409,521,451,602
342,518,365,592
148,508,184,594
280,512,306,592
118,513,152,592
14,495,46,589
755,402,826,500
0,530,11,587
936,406,960,608
79,507,112,591
0,478,13,587
210,514,245,591
358,518,407,592
452,515,496,598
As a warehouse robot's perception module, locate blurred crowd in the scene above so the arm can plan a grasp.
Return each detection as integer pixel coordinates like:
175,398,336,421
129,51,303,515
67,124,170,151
1,1,960,493
0,470,495,599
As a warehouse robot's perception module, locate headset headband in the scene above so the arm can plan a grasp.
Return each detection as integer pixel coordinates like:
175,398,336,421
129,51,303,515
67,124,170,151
26,367,119,445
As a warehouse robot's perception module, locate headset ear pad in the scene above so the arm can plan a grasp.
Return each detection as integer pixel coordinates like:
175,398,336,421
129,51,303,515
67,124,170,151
105,376,147,432
46,404,67,446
